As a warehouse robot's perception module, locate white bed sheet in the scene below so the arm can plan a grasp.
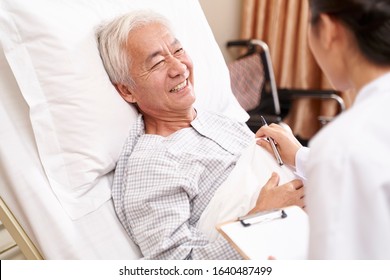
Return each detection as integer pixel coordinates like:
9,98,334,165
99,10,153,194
0,49,141,259
198,141,299,242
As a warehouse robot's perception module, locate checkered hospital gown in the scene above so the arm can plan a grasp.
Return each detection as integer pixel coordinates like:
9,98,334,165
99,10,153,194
112,110,254,259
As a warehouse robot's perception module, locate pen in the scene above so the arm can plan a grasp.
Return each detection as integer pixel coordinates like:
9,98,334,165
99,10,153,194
260,116,284,166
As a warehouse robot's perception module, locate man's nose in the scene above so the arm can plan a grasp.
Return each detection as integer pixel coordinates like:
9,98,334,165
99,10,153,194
167,57,187,77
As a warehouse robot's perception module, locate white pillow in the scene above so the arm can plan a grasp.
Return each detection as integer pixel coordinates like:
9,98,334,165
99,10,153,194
0,0,248,219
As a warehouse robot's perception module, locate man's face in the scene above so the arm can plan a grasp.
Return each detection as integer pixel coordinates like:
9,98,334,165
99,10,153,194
120,22,195,119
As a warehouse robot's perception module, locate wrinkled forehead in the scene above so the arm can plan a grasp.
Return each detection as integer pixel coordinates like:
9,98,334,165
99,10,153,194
129,21,174,42
127,23,179,59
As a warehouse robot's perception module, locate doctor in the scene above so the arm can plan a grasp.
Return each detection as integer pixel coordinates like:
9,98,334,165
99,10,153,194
257,0,390,259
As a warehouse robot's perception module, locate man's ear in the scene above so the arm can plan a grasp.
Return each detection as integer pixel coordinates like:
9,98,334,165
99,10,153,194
115,83,137,104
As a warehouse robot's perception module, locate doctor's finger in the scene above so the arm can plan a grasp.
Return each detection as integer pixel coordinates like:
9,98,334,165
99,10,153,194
256,138,274,154
255,123,285,140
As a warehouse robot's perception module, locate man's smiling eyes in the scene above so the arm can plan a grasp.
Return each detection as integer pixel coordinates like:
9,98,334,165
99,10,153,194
150,48,185,70
174,48,184,55
151,59,165,70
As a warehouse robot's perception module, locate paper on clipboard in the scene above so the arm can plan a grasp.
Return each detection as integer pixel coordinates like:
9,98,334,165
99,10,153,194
217,206,309,260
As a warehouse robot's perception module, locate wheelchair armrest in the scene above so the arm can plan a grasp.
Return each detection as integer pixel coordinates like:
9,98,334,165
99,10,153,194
226,39,253,48
278,88,346,112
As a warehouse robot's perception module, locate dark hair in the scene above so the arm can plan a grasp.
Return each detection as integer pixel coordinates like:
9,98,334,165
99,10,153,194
309,0,390,65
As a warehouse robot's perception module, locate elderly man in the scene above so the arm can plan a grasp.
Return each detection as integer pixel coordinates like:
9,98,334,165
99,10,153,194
96,10,304,259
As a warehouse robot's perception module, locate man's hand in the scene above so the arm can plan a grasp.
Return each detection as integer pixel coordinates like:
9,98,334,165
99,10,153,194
248,172,304,215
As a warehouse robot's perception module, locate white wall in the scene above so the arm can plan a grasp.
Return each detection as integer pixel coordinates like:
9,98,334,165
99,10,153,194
199,0,242,64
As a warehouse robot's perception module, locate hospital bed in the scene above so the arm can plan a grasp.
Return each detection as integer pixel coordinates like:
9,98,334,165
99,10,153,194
0,0,250,259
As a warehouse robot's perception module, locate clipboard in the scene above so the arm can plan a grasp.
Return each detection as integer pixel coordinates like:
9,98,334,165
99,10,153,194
217,206,309,260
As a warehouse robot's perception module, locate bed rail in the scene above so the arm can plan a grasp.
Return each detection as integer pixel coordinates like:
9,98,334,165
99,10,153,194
0,196,43,260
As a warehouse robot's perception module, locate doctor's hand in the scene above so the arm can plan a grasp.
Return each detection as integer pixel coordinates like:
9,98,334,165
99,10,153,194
248,172,305,215
255,123,302,168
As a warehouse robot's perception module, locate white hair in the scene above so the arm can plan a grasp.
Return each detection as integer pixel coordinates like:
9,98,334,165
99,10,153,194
96,10,173,87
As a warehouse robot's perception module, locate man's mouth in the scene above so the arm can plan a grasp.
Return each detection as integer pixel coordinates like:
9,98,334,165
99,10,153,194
170,79,188,93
